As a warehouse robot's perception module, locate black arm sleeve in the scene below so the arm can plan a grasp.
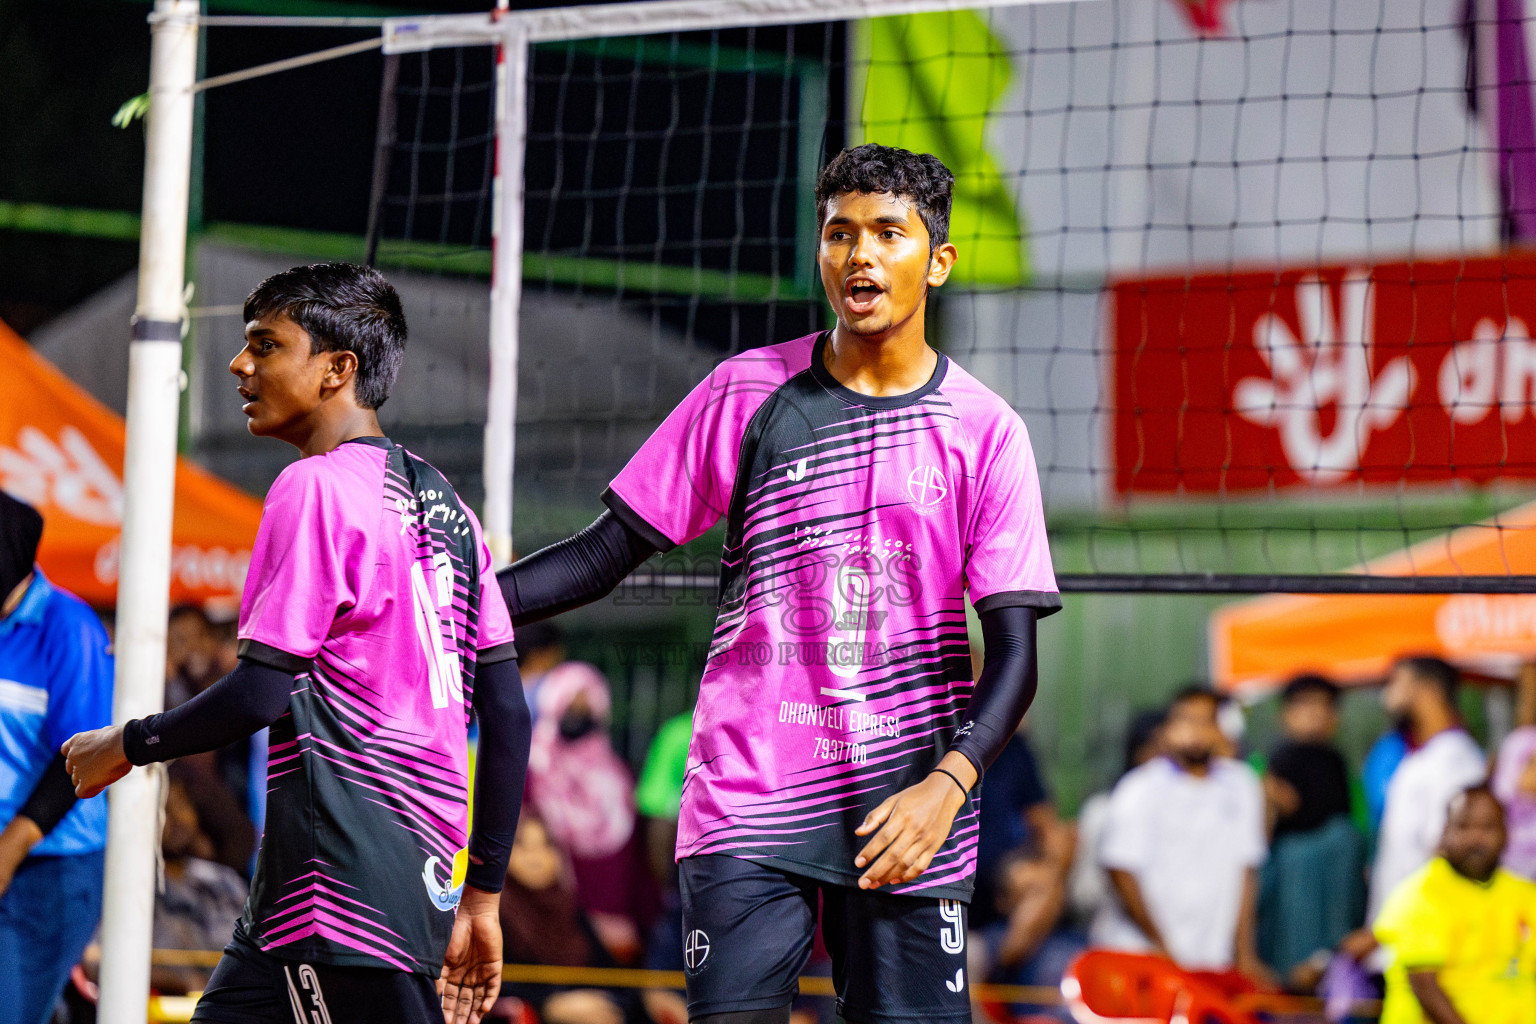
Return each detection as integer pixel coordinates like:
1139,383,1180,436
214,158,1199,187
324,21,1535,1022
948,605,1039,779
18,753,77,835
463,657,532,893
496,509,659,627
122,659,294,766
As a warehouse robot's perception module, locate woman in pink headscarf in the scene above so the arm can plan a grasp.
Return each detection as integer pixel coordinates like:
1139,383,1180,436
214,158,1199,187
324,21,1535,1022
1492,726,1536,879
525,661,660,962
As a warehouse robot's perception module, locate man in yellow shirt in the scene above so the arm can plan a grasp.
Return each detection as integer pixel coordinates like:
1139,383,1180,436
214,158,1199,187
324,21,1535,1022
1374,785,1536,1024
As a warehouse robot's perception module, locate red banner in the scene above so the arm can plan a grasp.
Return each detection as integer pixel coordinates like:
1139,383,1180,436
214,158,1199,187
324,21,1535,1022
1112,255,1536,494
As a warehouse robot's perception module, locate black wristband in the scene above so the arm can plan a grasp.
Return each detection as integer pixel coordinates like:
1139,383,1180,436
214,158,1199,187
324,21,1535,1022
122,718,155,766
930,766,971,797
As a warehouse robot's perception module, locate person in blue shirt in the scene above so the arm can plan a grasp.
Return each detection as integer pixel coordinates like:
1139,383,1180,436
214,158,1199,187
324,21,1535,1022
0,491,114,1024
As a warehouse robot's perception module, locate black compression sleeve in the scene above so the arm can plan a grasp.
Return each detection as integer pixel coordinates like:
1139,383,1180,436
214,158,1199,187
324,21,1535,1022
122,659,293,765
464,657,531,892
18,753,77,835
496,510,659,626
948,606,1039,778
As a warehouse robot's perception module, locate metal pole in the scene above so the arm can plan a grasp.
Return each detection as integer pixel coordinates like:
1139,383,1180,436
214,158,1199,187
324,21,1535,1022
364,53,402,268
98,2,197,1021
484,25,529,568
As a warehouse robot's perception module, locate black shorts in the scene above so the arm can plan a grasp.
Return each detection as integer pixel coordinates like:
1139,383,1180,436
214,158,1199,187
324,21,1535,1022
189,934,441,1024
678,854,970,1024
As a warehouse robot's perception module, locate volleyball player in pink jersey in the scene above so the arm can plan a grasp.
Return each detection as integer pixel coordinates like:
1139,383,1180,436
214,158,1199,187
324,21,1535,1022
65,263,529,1024
498,145,1060,1023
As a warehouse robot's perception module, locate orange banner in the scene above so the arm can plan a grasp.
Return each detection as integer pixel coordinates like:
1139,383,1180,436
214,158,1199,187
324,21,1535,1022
1211,503,1536,691
0,318,262,608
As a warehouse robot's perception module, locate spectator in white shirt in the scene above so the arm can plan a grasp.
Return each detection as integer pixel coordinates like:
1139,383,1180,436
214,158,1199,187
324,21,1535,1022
1093,686,1270,983
1366,657,1487,926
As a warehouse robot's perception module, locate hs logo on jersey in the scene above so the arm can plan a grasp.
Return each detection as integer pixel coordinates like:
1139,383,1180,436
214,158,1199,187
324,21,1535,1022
906,465,948,511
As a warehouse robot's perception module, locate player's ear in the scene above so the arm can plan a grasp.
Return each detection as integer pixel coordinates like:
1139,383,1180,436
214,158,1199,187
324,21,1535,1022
322,350,360,395
927,242,958,288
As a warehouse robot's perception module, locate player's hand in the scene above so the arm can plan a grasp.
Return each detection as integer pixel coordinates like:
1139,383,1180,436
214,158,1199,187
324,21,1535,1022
61,726,131,798
438,886,502,1024
853,767,970,889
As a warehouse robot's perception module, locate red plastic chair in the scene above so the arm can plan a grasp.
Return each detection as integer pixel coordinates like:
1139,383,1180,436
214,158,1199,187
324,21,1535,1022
485,996,540,1024
1060,950,1262,1024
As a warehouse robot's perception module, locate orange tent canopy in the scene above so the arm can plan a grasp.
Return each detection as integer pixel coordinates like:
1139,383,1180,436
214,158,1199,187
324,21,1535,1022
0,317,262,609
1210,502,1536,692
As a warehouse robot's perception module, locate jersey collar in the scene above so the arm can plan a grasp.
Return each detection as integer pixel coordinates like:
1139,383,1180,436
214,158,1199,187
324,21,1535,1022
810,332,949,410
0,568,52,635
336,435,394,451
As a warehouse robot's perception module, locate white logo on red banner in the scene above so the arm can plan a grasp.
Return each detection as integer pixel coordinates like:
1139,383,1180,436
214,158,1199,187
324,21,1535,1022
1112,257,1536,493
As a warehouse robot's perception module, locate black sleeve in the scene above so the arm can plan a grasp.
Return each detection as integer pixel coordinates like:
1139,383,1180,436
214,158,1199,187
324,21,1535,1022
948,605,1039,779
463,657,532,893
122,659,294,766
496,509,659,627
18,753,77,835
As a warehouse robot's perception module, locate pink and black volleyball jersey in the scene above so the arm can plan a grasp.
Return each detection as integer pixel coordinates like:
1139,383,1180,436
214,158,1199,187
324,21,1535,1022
604,332,1059,899
235,437,516,973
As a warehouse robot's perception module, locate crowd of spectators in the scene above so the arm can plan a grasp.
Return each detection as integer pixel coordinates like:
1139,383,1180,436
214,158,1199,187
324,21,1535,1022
126,618,1536,1024
960,655,1536,1024
14,547,1536,1024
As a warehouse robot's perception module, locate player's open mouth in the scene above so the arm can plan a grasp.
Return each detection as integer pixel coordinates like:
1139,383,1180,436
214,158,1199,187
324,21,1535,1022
844,278,884,315
238,386,257,414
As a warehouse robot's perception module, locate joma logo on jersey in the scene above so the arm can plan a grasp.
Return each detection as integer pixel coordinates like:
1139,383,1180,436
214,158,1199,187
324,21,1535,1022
906,465,949,511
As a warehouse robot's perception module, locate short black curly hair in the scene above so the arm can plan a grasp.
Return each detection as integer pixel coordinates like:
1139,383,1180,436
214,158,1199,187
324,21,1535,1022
814,144,955,252
243,262,408,410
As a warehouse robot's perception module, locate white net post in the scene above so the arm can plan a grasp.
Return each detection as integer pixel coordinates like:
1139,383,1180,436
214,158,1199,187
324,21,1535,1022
485,23,529,568
99,1,198,1020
